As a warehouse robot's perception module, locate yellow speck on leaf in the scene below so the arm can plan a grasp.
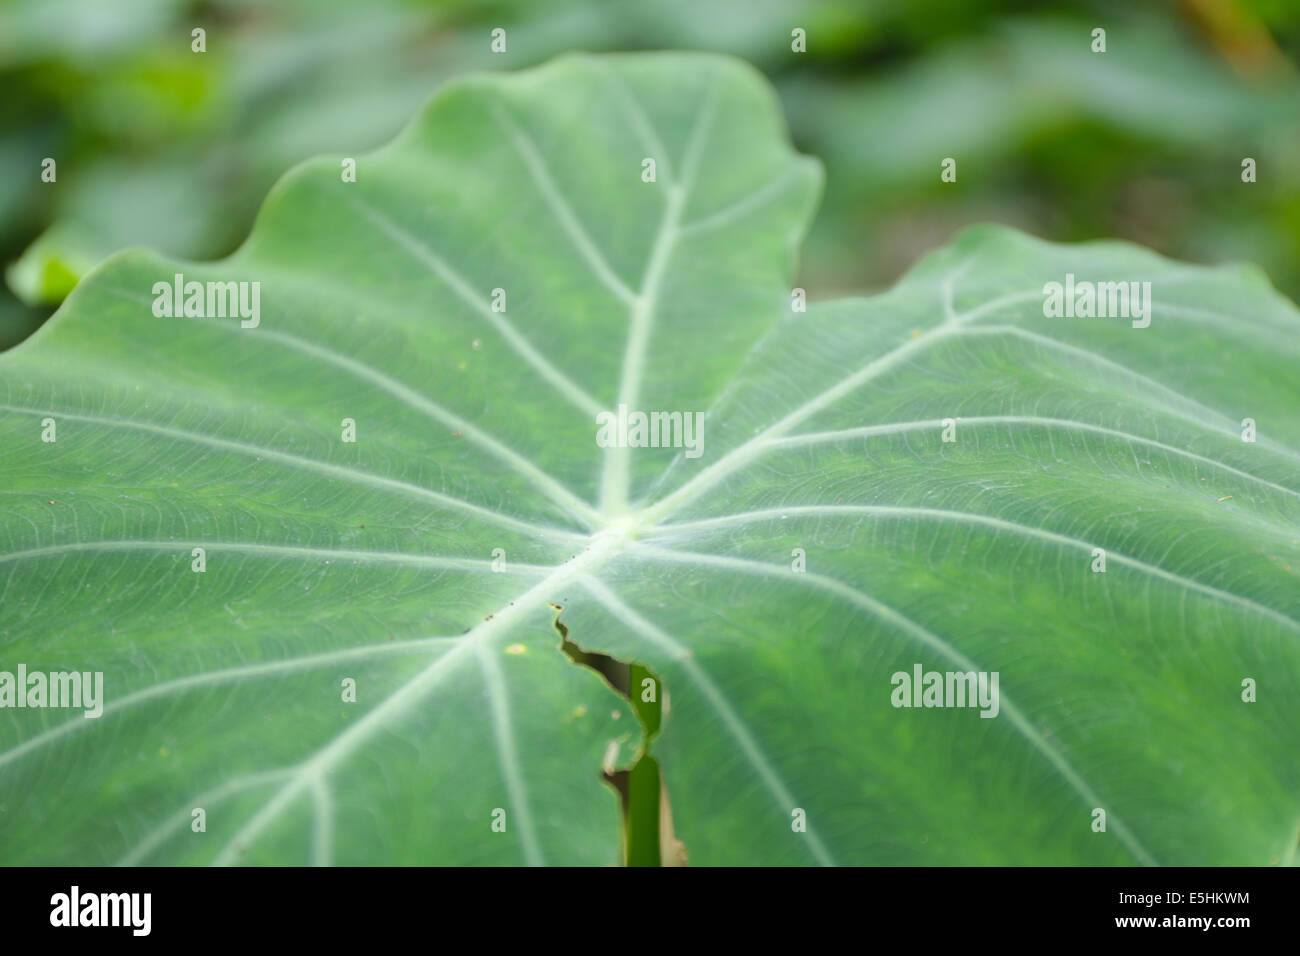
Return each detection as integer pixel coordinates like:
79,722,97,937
505,643,527,655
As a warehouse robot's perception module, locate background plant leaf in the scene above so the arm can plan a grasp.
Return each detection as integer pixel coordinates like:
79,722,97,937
6,0,1300,324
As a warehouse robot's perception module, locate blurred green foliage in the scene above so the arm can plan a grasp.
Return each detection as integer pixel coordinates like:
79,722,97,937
2,0,1298,348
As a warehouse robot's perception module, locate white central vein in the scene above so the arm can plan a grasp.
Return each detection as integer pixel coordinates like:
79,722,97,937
600,78,719,516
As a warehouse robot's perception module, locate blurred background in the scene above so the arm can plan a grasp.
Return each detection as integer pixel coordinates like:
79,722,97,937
2,0,1298,350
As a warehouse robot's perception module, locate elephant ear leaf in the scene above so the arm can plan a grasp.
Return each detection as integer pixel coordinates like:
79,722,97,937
1,51,1298,866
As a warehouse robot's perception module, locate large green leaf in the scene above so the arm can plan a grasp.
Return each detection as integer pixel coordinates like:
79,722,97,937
2,52,1298,866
